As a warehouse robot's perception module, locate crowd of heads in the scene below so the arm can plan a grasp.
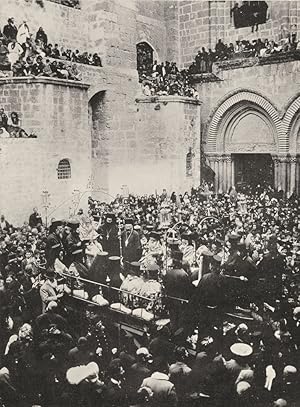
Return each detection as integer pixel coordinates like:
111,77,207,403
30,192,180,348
0,108,37,138
0,17,102,80
139,59,199,99
189,30,299,74
0,183,300,406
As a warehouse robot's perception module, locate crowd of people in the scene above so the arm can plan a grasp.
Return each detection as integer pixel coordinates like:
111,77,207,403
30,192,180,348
0,184,299,406
0,17,102,80
139,60,199,99
0,108,37,138
189,30,299,74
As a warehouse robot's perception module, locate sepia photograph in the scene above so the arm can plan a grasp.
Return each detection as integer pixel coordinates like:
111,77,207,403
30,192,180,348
0,0,299,406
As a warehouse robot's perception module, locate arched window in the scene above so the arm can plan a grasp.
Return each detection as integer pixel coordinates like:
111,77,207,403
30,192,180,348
136,41,154,75
57,159,71,179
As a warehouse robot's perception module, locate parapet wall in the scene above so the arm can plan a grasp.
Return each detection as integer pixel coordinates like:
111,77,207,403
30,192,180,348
0,77,91,224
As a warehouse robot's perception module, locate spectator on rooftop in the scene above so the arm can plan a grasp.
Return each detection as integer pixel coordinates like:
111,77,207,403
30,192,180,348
35,27,48,48
3,17,18,42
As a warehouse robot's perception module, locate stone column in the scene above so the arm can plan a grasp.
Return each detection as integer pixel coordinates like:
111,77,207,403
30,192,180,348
225,154,232,193
207,154,217,194
272,155,279,191
289,155,297,197
231,158,235,187
277,155,288,193
296,156,300,195
217,155,224,194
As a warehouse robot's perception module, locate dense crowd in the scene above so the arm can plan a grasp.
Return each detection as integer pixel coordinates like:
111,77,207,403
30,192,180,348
0,17,102,80
189,31,299,74
0,184,299,406
0,108,37,138
139,60,199,99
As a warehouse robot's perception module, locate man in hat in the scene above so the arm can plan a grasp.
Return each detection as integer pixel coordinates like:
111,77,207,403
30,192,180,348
45,220,64,266
120,261,144,307
140,231,163,270
28,207,42,228
121,218,142,266
257,234,285,304
163,251,193,331
39,269,64,313
98,213,120,256
65,220,81,267
3,18,17,41
180,233,195,267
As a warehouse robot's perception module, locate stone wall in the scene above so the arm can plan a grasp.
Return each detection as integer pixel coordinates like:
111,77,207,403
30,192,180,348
179,1,300,68
0,0,88,52
133,96,201,195
0,78,90,225
197,59,300,145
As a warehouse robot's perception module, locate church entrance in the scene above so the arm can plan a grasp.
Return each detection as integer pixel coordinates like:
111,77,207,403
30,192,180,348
233,154,274,191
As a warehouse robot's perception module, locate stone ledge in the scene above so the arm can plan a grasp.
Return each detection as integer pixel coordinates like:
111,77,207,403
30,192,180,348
0,76,90,89
135,96,202,105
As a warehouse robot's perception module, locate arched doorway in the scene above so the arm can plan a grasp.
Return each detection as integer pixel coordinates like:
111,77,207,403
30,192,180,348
205,91,285,194
136,41,154,76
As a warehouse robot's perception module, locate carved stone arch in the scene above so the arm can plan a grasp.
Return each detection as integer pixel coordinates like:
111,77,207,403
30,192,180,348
217,102,278,153
206,90,285,153
282,95,300,153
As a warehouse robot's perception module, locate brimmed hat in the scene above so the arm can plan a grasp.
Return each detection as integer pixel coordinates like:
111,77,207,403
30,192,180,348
72,248,83,255
149,231,161,241
51,220,63,229
109,256,121,262
67,220,80,229
230,343,253,357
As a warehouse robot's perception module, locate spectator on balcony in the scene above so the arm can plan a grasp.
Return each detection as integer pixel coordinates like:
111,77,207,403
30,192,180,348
35,27,48,48
51,43,61,59
0,40,10,70
17,21,30,45
67,63,82,81
45,43,53,57
72,49,80,62
0,108,8,130
31,55,45,76
3,17,18,42
93,53,102,67
215,39,227,59
7,40,24,65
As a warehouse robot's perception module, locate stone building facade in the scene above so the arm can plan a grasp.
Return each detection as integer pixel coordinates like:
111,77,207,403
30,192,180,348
0,0,300,224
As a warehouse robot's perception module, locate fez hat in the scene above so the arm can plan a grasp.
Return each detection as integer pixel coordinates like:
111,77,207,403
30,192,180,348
106,212,116,221
181,233,193,243
125,218,134,225
171,251,183,262
149,231,161,241
228,233,241,243
45,268,55,279
130,261,141,275
230,343,253,357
